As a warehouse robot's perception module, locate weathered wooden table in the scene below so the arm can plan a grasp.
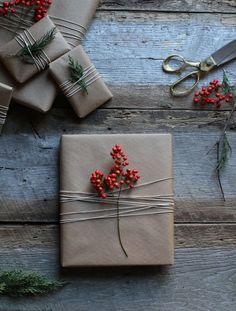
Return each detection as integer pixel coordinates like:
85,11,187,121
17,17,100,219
1,1,236,310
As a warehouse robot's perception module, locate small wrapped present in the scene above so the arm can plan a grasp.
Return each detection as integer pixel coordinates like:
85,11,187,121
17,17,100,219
0,16,70,84
0,64,57,113
0,82,13,133
60,134,174,267
50,46,113,118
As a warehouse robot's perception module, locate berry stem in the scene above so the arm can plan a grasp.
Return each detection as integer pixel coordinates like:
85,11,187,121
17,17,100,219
216,141,226,202
116,186,128,257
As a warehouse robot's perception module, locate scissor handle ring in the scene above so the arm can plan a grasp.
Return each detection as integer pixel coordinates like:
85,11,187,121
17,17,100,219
163,54,187,73
170,70,200,97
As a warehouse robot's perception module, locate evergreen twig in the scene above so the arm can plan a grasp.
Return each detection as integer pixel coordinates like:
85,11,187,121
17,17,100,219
222,70,234,94
212,71,235,200
0,269,65,297
68,55,88,94
19,27,57,64
216,133,232,171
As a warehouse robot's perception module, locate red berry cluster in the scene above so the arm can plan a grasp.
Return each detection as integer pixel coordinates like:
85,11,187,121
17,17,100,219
0,0,52,22
0,1,17,15
90,144,140,199
90,169,106,198
193,79,233,109
35,0,52,21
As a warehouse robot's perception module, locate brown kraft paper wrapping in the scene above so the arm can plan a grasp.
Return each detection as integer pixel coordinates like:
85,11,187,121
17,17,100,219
48,0,100,47
60,134,174,267
0,0,100,112
50,46,113,118
0,82,13,133
0,16,70,84
0,64,57,113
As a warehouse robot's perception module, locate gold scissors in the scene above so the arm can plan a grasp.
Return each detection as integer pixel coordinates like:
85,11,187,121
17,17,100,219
162,39,236,96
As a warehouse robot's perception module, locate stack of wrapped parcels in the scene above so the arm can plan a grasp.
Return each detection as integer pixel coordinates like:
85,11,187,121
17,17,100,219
0,0,112,115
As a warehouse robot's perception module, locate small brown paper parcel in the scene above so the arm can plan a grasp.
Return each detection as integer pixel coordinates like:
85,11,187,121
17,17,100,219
50,46,112,118
60,134,174,267
50,46,113,118
0,64,57,113
0,16,70,84
0,0,100,112
0,82,13,133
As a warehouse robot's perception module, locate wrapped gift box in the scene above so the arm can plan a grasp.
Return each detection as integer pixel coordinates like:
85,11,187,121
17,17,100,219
0,0,100,112
60,134,174,267
0,82,13,133
0,64,57,113
0,16,70,84
50,46,112,118
49,0,100,47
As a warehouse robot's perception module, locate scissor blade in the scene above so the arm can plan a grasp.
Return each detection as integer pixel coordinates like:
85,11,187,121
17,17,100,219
211,39,236,66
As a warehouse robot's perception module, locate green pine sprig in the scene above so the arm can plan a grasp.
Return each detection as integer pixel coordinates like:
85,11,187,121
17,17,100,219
0,269,65,297
19,27,57,64
222,70,234,95
216,72,234,172
68,55,88,94
213,71,235,201
216,133,232,171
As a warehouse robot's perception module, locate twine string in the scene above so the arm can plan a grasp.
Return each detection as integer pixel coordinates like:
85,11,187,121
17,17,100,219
0,104,9,125
49,15,86,45
15,29,51,71
60,64,100,98
60,178,174,224
0,10,87,42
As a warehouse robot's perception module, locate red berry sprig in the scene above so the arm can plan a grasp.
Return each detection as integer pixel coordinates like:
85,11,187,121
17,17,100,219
90,144,140,199
0,1,17,15
0,0,52,22
35,0,52,21
193,79,233,109
90,169,106,198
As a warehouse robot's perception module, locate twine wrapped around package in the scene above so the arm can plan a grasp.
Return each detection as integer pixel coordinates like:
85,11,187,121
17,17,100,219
0,0,100,112
0,82,13,134
60,134,174,267
50,46,112,118
0,16,70,84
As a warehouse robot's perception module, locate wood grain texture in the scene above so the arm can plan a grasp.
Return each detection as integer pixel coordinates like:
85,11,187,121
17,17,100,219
99,0,236,13
0,246,235,311
86,12,236,79
55,85,234,111
1,224,236,249
0,105,235,222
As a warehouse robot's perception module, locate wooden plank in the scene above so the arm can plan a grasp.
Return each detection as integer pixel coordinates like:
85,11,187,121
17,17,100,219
99,0,236,13
55,85,234,111
7,105,236,134
1,224,236,249
0,245,235,311
87,12,236,77
0,107,235,222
